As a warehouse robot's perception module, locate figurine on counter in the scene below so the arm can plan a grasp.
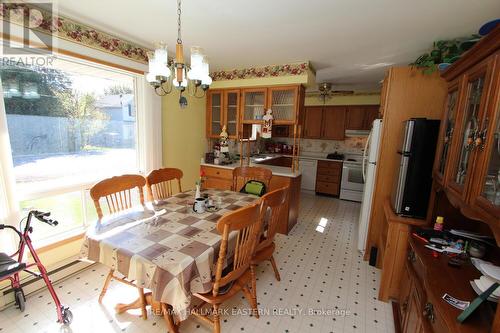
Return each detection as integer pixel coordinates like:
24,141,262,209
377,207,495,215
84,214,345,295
219,125,229,153
262,109,273,139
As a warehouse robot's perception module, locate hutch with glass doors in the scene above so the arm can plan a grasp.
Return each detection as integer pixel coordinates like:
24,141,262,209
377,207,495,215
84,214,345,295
433,25,500,243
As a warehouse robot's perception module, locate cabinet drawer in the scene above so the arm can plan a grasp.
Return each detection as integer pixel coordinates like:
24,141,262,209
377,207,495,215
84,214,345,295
201,166,233,179
317,166,341,177
317,160,342,169
316,181,340,195
317,174,341,183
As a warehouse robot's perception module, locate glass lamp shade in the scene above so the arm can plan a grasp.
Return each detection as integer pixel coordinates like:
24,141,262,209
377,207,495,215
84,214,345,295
174,68,188,88
188,46,204,81
201,75,212,86
146,72,159,84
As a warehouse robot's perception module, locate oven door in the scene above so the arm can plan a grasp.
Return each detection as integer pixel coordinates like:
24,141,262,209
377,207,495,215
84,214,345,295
341,163,364,191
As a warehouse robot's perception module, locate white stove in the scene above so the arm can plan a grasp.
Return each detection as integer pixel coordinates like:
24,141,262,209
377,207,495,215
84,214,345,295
340,154,364,202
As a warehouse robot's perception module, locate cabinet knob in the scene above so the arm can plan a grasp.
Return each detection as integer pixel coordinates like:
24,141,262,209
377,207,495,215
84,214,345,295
423,302,435,323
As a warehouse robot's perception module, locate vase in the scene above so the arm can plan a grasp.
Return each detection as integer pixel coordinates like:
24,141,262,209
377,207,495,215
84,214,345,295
195,184,201,199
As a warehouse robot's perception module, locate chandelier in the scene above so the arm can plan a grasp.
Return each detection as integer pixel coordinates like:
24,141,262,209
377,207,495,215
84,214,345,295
146,0,212,107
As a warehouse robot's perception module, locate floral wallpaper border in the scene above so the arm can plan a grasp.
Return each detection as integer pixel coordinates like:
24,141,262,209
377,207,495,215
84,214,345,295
0,3,150,64
211,62,310,81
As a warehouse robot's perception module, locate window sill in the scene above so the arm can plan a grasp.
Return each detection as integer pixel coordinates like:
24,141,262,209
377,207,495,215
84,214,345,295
33,227,86,254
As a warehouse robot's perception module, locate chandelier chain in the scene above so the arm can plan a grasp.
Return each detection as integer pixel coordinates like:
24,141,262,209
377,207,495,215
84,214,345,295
177,0,182,44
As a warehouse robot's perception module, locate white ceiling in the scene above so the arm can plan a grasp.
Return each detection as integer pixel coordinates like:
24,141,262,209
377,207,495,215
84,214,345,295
56,0,500,91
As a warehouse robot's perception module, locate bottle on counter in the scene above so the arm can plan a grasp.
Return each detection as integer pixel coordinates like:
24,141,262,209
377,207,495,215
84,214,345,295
434,216,444,231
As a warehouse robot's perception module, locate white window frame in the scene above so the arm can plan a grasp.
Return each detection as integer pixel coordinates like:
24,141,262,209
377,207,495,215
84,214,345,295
3,53,149,247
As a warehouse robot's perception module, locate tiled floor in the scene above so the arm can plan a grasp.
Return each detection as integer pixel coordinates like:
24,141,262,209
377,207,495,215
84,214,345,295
0,192,394,333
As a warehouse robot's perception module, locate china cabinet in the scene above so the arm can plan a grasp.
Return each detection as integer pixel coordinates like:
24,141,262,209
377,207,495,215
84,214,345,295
433,25,500,236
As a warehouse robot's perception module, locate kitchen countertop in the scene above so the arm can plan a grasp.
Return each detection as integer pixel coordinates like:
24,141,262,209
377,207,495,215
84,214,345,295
264,152,363,164
201,157,301,178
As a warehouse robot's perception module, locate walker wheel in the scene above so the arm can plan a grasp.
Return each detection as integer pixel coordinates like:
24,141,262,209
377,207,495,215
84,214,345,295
61,306,73,325
14,289,25,312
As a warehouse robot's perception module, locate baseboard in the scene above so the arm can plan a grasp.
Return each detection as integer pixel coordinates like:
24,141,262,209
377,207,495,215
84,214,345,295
0,258,94,310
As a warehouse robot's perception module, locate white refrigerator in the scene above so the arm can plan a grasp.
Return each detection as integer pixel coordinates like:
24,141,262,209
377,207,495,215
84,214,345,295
357,119,383,254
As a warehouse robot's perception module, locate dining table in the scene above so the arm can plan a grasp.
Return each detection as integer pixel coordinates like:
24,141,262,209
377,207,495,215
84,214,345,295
80,188,260,332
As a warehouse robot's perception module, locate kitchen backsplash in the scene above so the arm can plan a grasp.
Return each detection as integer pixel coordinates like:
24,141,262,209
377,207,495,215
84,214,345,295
213,137,367,156
281,137,367,155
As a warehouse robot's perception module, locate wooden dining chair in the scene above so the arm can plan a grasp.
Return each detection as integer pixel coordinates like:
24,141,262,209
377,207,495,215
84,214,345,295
89,174,149,319
232,166,272,193
247,186,288,312
192,202,264,333
146,167,183,201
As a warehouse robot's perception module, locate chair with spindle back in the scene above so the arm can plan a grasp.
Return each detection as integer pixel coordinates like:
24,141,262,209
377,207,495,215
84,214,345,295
89,174,149,319
232,166,272,193
146,167,183,201
192,202,264,333
248,187,288,310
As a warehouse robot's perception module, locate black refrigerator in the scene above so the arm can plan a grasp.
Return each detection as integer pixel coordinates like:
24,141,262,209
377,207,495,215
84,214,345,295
391,118,440,218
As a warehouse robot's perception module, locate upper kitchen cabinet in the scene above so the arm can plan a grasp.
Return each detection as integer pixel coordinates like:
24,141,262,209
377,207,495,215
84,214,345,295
206,89,240,139
345,105,379,130
433,26,500,235
303,106,324,139
241,84,304,124
206,90,224,138
241,87,267,123
322,106,346,140
224,90,240,138
302,106,345,140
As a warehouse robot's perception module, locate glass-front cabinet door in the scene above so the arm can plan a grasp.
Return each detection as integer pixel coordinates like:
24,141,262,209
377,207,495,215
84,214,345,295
207,90,223,138
449,70,488,197
480,107,500,209
241,88,267,123
435,84,461,184
223,90,239,139
268,86,298,123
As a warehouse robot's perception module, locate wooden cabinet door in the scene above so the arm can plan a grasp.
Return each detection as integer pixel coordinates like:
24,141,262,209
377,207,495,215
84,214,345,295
363,105,380,129
223,89,240,139
207,90,223,138
447,58,495,202
241,88,267,123
303,106,323,138
267,85,299,124
346,106,366,130
399,264,413,330
403,291,423,333
322,106,346,140
433,80,464,185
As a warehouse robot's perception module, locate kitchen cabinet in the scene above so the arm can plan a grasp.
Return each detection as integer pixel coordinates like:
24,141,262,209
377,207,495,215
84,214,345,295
345,105,379,130
200,164,301,234
322,106,346,140
432,26,500,238
303,106,323,138
206,89,240,139
241,84,304,125
303,106,345,140
315,160,342,196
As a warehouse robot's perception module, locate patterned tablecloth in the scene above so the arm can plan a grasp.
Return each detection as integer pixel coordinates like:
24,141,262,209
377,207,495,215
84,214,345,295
80,189,259,320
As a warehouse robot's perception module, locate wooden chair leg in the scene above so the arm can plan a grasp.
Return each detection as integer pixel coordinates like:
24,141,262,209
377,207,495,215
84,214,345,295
242,285,259,319
270,256,281,281
250,265,259,318
138,287,147,320
213,304,221,333
161,303,179,333
98,269,114,303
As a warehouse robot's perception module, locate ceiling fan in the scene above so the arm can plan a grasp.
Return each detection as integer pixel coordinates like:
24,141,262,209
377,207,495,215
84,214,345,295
306,82,354,103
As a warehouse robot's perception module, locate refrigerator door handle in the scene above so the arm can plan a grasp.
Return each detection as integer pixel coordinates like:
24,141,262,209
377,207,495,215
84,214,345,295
362,130,372,182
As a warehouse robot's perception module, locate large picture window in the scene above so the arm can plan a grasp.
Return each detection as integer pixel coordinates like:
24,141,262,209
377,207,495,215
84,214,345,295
1,56,141,242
